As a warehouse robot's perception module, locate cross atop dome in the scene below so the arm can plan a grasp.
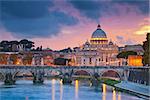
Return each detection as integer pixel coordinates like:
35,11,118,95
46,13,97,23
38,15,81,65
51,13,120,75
97,24,101,29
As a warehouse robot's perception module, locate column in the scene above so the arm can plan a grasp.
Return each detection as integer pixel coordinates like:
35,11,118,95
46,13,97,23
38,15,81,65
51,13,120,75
4,73,16,85
33,70,44,84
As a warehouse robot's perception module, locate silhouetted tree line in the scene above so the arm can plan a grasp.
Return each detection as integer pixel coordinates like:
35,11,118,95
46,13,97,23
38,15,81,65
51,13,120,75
0,39,44,52
143,33,150,66
117,51,137,59
0,39,34,52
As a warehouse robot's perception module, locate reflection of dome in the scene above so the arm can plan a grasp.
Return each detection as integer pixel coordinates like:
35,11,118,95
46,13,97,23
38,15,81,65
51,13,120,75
91,25,107,38
90,24,108,45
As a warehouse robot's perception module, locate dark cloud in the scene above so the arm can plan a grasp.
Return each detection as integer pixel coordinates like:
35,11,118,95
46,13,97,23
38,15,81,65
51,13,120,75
69,0,149,21
69,0,113,20
0,1,78,38
0,0,148,39
112,0,149,15
1,1,53,19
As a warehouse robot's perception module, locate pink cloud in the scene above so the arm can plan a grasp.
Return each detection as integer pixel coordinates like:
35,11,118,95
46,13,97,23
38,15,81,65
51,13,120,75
33,9,148,50
0,28,16,40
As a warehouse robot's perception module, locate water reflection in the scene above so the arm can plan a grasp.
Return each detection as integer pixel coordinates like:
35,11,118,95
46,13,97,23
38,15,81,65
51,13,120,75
75,80,79,100
60,79,63,100
25,96,29,100
112,88,116,100
102,84,121,100
51,79,55,100
118,92,121,100
0,80,141,100
102,84,106,100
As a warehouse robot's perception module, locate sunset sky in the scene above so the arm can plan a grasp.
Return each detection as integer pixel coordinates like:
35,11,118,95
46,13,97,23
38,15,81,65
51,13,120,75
0,0,149,50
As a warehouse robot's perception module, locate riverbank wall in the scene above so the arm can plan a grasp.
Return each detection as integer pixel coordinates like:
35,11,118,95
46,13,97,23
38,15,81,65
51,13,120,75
115,81,150,99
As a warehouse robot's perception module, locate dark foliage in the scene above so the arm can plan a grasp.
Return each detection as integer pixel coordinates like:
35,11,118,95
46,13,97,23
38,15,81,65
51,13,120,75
117,51,137,59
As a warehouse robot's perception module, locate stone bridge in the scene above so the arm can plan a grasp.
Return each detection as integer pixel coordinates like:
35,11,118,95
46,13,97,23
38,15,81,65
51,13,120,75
0,65,147,85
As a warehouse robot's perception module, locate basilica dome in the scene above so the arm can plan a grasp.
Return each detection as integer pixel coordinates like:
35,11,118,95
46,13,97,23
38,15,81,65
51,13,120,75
91,25,107,38
90,24,108,45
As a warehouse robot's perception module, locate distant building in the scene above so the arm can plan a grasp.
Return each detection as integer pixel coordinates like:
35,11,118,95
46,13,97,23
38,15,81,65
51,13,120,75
74,25,120,66
119,44,144,55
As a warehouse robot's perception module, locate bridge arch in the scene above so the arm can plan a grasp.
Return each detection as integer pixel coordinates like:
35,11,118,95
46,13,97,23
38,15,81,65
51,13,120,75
44,69,63,76
0,72,5,81
12,70,34,80
100,70,122,80
73,70,92,76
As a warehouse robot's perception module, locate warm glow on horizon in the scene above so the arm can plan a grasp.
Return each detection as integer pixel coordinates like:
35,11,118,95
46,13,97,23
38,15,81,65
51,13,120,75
135,25,150,35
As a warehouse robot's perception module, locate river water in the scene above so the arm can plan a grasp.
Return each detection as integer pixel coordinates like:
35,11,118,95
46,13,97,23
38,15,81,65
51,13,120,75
0,79,142,100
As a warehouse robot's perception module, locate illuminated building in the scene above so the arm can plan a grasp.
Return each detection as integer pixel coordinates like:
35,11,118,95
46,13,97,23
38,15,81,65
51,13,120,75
128,55,143,66
74,25,119,66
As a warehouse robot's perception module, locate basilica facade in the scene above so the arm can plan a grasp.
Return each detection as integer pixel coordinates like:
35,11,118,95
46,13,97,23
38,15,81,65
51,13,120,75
74,25,120,66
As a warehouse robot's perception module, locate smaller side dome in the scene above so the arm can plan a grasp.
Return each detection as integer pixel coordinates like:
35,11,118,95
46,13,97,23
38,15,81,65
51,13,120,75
85,40,90,45
109,41,113,45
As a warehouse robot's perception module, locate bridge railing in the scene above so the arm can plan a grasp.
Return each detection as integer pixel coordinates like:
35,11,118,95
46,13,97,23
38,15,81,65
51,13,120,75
0,65,149,70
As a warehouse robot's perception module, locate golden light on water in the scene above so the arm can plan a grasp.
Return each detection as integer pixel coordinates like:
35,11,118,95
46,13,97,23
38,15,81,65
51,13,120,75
102,84,106,100
118,92,121,100
113,88,116,100
60,79,63,85
60,79,63,100
75,80,79,99
102,84,106,94
52,79,56,100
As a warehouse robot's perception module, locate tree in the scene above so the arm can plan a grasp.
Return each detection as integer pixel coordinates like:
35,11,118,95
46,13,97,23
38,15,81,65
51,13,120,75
19,39,34,51
0,41,9,52
40,46,42,51
0,39,34,52
117,51,137,59
9,41,19,52
143,33,150,66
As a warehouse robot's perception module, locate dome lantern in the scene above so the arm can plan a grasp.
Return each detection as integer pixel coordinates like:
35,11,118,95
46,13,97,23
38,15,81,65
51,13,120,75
97,24,101,29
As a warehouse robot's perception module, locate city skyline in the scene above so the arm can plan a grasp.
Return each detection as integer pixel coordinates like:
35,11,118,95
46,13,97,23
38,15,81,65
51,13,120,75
0,1,149,100
0,0,149,50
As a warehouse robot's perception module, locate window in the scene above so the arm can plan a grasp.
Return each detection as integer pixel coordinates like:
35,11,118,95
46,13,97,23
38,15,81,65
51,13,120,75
83,59,85,64
89,57,92,64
